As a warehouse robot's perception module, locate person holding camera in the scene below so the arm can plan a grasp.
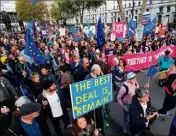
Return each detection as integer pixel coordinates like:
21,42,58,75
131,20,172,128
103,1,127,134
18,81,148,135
129,87,158,136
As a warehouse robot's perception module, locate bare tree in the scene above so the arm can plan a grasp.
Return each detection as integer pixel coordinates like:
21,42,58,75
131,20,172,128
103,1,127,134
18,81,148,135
117,0,126,22
138,0,147,24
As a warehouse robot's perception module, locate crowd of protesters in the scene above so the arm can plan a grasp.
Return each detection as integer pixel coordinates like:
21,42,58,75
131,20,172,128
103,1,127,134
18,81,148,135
0,23,176,136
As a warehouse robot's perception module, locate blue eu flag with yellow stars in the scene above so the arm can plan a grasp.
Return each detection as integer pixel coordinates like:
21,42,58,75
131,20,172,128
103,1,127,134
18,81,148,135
96,17,105,47
24,29,45,64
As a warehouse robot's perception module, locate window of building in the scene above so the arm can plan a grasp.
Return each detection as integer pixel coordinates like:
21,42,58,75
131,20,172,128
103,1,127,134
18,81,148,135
126,11,128,15
149,0,152,4
114,16,116,22
167,6,170,12
105,6,107,10
133,2,135,6
138,2,141,6
159,7,163,13
113,5,115,9
129,3,131,8
125,4,126,8
135,16,137,21
135,10,138,14
118,17,121,22
105,17,107,23
105,13,107,17
146,9,149,12
100,8,101,11
126,17,128,22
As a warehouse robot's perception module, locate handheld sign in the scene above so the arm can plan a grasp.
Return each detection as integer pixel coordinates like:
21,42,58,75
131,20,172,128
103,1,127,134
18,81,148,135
111,34,116,41
136,25,144,41
70,74,113,119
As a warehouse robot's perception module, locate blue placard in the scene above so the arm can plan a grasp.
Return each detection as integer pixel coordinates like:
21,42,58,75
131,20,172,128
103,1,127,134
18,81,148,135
69,26,81,42
70,74,113,119
143,13,150,24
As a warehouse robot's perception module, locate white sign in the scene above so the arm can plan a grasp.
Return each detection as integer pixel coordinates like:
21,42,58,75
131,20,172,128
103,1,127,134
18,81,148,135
84,26,96,34
135,25,144,41
110,34,116,41
59,28,65,36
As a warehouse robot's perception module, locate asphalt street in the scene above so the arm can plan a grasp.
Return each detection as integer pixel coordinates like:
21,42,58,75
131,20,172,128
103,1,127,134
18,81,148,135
106,70,176,136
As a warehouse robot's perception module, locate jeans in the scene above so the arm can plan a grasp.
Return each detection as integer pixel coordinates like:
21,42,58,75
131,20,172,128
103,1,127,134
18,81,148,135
123,104,130,133
49,108,70,136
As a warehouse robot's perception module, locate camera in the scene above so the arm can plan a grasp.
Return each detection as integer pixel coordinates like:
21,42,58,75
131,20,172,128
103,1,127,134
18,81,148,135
146,107,156,116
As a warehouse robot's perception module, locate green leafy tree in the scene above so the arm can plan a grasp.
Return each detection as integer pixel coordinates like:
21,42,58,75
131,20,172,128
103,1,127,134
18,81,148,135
51,0,78,22
52,0,105,24
16,0,48,22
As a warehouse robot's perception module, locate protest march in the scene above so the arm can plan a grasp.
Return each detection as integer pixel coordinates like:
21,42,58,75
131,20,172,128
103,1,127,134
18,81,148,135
0,0,176,136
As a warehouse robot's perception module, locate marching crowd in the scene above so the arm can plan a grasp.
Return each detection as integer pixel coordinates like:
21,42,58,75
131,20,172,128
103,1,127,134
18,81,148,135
0,24,176,136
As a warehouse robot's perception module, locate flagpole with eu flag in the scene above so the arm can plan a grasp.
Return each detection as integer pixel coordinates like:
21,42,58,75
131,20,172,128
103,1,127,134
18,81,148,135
96,17,105,47
24,25,46,64
143,17,156,35
128,17,135,38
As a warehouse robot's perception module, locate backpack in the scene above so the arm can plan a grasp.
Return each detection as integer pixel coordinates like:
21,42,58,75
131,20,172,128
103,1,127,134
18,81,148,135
114,84,129,102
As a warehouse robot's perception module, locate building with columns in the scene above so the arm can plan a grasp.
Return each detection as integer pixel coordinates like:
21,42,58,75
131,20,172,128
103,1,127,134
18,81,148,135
67,0,176,25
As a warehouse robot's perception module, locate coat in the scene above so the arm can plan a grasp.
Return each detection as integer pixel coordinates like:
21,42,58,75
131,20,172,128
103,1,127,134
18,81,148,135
129,96,152,135
2,110,52,136
169,114,176,136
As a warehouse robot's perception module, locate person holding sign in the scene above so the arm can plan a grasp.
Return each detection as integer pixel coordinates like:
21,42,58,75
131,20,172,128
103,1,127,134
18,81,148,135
64,115,101,136
85,64,107,136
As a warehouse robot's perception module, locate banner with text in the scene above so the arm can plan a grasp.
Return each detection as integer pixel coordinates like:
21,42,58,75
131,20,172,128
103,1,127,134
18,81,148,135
70,74,113,119
107,46,176,72
112,22,125,38
123,46,176,71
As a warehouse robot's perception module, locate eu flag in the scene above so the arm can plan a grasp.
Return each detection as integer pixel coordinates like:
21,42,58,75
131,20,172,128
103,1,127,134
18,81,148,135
144,18,156,34
28,20,37,38
128,17,135,38
31,0,40,5
96,17,105,47
24,29,45,64
147,64,158,78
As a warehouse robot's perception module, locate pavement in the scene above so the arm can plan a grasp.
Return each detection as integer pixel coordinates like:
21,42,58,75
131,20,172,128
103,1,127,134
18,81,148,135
49,70,175,136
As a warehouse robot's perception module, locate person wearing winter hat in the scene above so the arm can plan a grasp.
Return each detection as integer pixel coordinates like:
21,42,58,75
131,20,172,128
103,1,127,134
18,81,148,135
117,72,149,135
3,97,52,136
39,79,70,136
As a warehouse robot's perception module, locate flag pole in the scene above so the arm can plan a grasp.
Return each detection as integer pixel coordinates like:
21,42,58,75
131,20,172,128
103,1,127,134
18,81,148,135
94,110,97,129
